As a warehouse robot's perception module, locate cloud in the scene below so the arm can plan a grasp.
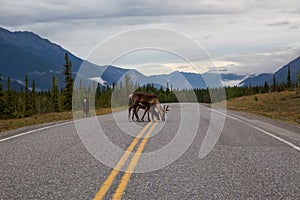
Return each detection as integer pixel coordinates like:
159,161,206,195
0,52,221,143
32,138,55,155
0,0,243,25
288,25,300,29
1,0,300,76
220,46,300,75
89,77,107,85
267,20,290,26
204,35,211,40
176,65,190,69
1,0,299,26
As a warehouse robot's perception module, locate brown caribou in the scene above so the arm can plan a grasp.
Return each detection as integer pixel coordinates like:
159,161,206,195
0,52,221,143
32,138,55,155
128,92,169,122
130,103,160,122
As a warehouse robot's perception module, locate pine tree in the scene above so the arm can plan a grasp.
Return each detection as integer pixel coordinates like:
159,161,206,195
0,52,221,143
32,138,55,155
25,75,31,115
79,79,83,92
287,65,292,89
95,83,101,108
52,76,60,112
7,77,11,93
272,75,277,92
166,81,170,92
3,77,14,118
62,53,74,111
31,79,37,114
297,71,300,89
0,73,2,97
125,74,132,97
0,73,4,118
263,81,269,93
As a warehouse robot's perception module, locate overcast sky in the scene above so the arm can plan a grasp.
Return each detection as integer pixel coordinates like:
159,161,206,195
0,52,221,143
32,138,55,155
1,0,300,75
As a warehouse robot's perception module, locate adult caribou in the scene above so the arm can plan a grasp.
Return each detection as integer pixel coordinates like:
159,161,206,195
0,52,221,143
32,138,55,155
129,103,160,122
128,92,169,122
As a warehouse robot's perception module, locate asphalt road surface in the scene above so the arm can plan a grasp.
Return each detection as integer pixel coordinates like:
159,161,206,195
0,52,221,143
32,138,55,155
1,103,299,199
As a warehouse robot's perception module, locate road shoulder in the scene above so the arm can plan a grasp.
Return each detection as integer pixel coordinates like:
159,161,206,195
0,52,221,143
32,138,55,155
0,119,72,141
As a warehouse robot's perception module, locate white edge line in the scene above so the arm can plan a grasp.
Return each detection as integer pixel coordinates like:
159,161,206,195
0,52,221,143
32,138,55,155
207,106,300,152
0,121,74,142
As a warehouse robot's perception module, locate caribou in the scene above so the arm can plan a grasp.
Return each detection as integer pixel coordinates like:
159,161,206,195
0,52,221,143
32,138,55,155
128,92,169,122
130,103,160,122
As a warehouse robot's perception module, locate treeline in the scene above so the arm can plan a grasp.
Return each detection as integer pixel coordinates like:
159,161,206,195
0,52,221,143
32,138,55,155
1,54,300,119
225,65,300,101
0,53,71,119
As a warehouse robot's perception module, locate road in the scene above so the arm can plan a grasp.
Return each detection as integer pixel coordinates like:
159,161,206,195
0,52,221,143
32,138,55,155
0,103,299,199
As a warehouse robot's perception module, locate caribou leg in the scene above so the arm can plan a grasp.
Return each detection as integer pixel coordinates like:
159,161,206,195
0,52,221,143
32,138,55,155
140,107,150,122
128,102,140,121
132,107,136,121
132,105,141,121
147,107,151,121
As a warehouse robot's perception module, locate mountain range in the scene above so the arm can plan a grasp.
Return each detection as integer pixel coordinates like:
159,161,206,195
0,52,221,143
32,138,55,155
240,56,300,86
0,27,299,90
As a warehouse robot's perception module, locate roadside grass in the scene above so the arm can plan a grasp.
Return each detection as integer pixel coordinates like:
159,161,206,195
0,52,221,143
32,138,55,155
224,90,300,125
0,107,127,132
0,112,73,132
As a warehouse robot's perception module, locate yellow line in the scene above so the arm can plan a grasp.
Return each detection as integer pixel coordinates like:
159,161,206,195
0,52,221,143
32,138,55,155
93,122,153,200
112,122,157,200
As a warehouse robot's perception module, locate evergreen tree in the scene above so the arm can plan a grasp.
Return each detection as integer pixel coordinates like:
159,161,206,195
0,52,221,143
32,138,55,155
263,81,269,93
166,81,170,93
0,73,2,97
297,71,300,89
4,77,14,118
272,75,277,92
62,53,74,111
95,83,101,108
31,79,37,114
0,73,4,117
125,75,132,96
7,77,11,93
2,77,16,119
52,76,60,112
79,79,83,92
287,65,292,89
25,75,31,115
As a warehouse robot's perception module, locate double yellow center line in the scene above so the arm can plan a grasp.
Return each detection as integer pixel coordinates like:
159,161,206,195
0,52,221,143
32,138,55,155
93,122,157,200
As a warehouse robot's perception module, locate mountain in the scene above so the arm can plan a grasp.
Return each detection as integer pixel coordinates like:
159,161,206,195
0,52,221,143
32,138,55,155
0,27,151,90
135,71,245,89
146,71,203,89
239,73,272,86
101,66,146,86
0,27,247,90
240,56,300,86
0,27,83,90
272,56,300,83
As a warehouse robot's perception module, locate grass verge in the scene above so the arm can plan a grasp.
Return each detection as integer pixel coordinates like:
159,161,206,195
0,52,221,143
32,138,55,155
0,107,126,132
223,90,300,125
